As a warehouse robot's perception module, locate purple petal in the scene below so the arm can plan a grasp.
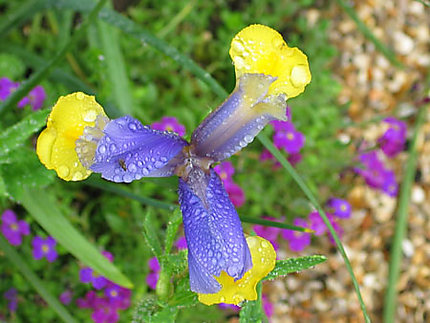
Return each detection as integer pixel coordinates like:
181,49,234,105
79,267,94,283
148,257,160,272
191,73,287,162
1,209,17,224
92,276,108,290
18,220,30,235
91,116,188,183
146,272,159,290
178,169,252,293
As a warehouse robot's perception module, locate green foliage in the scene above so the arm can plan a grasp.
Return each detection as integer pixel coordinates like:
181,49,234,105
264,255,327,281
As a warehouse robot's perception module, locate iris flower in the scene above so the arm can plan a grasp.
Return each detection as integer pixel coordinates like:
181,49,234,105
36,24,310,305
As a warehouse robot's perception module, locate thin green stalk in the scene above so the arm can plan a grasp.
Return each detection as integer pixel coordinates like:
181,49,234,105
157,0,196,38
0,0,107,117
240,216,312,233
0,235,77,323
383,105,427,322
335,0,403,68
258,133,371,323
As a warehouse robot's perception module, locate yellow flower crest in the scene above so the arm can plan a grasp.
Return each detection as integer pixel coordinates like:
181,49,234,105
36,92,107,181
229,24,311,98
198,236,276,306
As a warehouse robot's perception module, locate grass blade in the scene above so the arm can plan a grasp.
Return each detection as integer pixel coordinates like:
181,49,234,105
241,215,312,233
383,105,427,322
0,235,77,323
264,255,327,281
20,188,133,288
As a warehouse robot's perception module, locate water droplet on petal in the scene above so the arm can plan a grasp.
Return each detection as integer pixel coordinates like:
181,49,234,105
98,145,106,154
72,171,83,181
128,123,137,131
83,109,97,122
76,92,84,100
109,144,117,153
261,240,269,249
58,166,69,178
290,65,310,88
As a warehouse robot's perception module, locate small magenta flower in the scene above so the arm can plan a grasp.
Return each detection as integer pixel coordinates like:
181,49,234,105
80,251,113,290
0,77,19,100
32,236,58,262
378,117,407,157
308,211,326,236
355,150,398,197
282,218,311,252
104,282,131,309
4,288,18,312
253,217,284,251
151,116,186,136
262,294,274,319
17,85,46,111
327,198,351,219
146,257,160,290
271,120,305,154
1,209,30,246
214,161,235,182
175,236,187,250
59,290,73,305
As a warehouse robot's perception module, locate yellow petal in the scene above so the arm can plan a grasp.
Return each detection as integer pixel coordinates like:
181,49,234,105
36,92,107,181
198,236,276,306
229,24,311,98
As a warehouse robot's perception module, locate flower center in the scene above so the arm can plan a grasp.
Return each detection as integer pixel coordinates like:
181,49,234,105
42,244,49,253
286,132,294,140
340,204,347,211
10,223,18,231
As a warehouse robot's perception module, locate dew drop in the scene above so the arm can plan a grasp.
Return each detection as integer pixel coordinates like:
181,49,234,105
109,144,117,152
142,168,149,175
128,163,137,172
219,296,226,303
98,145,106,154
76,92,84,100
261,240,269,249
128,122,137,131
58,165,69,178
290,65,310,88
83,109,97,122
234,56,245,69
72,171,83,181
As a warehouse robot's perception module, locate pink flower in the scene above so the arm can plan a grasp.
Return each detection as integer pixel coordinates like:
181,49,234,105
282,218,311,252
151,116,186,136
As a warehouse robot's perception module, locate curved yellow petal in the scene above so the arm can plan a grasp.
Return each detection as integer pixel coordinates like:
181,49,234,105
229,24,311,98
36,92,107,181
198,236,276,306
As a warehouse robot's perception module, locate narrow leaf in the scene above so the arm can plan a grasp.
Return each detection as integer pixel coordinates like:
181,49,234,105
164,208,182,255
141,210,163,259
264,255,327,281
0,235,77,323
19,188,133,288
239,282,264,323
0,109,49,159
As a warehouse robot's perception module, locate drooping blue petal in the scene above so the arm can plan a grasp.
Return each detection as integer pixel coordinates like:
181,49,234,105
191,73,287,162
90,116,188,183
178,168,252,293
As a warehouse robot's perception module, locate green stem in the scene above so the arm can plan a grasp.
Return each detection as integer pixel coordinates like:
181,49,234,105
0,235,77,323
258,133,371,323
335,0,403,68
383,105,427,322
240,216,312,233
0,0,108,117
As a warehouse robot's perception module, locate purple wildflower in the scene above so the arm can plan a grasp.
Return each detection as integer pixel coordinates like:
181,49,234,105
0,77,19,101
378,117,407,157
79,251,113,289
287,152,302,167
327,214,344,245
327,198,351,219
59,290,73,305
151,116,186,136
308,211,326,236
175,236,187,250
355,150,398,197
271,120,305,154
77,291,98,309
214,161,235,182
18,85,46,111
4,288,18,312
281,218,311,252
104,282,131,309
1,209,30,246
253,217,284,251
146,257,160,290
218,303,240,311
32,236,58,262
262,294,274,319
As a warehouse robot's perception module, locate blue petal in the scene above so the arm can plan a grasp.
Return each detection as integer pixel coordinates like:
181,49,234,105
178,168,252,293
91,116,188,183
191,73,287,162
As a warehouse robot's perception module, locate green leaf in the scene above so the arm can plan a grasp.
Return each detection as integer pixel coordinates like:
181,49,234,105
97,19,135,116
0,235,77,323
19,188,133,288
141,210,163,259
0,148,55,200
0,109,49,160
164,208,182,255
133,296,178,323
264,255,327,281
0,53,25,79
239,282,264,323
